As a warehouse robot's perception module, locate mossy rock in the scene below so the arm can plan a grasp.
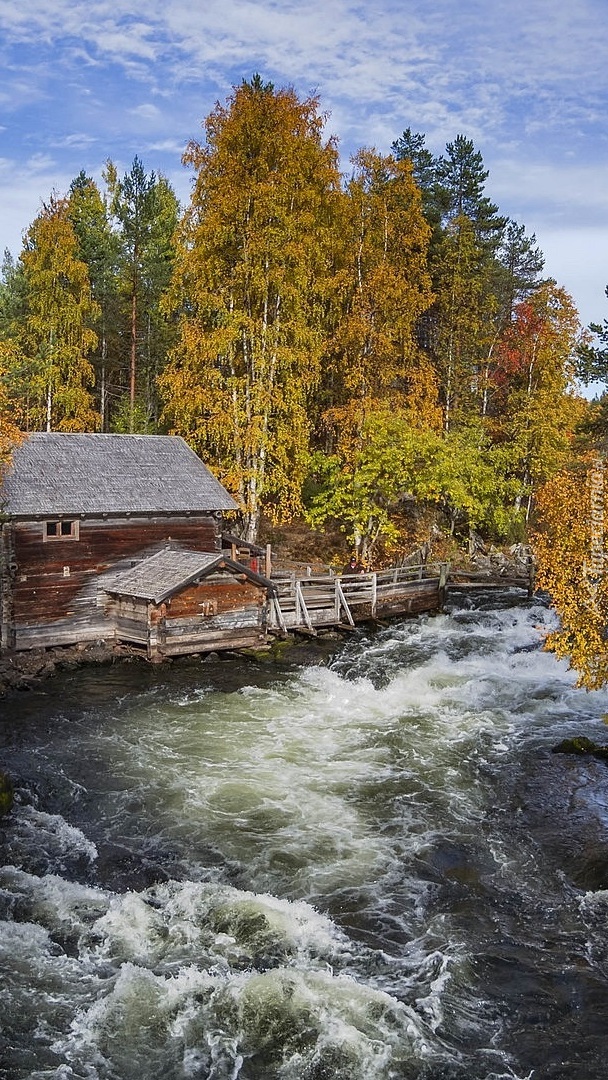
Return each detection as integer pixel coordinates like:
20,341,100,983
0,771,14,818
552,736,608,763
553,737,597,755
239,638,295,663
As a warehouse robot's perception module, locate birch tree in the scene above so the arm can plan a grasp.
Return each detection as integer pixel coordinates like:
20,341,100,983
320,149,437,456
18,195,100,431
0,341,23,467
494,282,585,519
534,459,608,689
160,77,341,540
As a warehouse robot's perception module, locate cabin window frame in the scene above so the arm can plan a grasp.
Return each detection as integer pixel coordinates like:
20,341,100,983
43,519,80,542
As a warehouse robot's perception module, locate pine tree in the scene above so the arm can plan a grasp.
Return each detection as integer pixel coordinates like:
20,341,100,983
68,173,121,430
105,158,179,431
497,220,545,321
435,134,507,249
575,284,608,387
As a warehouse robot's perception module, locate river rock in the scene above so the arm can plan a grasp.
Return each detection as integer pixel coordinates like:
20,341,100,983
0,771,14,817
552,737,608,762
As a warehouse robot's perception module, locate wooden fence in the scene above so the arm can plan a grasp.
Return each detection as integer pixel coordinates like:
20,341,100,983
267,564,448,635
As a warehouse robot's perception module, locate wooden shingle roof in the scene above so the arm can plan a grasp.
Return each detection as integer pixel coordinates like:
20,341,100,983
0,433,238,516
105,547,271,604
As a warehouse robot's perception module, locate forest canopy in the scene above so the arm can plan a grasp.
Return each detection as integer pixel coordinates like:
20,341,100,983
2,76,607,685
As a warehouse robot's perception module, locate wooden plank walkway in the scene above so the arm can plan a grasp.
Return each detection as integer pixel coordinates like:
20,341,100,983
267,564,448,636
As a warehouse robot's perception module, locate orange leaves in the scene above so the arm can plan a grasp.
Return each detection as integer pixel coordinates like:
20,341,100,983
0,341,22,466
534,459,608,689
161,82,342,538
319,150,436,456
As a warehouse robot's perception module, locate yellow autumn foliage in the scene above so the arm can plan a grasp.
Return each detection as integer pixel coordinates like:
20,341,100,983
0,340,23,468
534,458,608,689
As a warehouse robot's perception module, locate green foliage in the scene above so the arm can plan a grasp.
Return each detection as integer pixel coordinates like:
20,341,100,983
306,413,437,559
0,250,28,337
68,173,121,429
576,286,608,386
306,410,523,560
104,158,179,432
15,195,100,431
109,395,157,434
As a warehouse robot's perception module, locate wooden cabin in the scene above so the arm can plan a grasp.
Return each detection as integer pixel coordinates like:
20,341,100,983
0,432,451,659
0,433,242,652
103,548,272,659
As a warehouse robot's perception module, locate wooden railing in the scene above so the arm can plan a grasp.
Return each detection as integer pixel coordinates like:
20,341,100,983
267,564,447,633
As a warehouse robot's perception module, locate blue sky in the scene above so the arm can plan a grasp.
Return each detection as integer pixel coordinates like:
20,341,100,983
1,0,607,331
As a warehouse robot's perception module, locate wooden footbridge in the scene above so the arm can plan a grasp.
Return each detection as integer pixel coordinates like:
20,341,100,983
266,564,449,636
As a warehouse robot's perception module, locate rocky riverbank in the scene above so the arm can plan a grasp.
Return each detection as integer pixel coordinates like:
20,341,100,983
0,641,125,697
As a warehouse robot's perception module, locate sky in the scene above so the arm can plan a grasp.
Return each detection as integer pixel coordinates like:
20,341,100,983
1,0,607,337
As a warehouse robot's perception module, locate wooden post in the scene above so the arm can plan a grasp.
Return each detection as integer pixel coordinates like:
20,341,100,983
147,602,156,661
272,595,287,634
295,580,314,632
371,572,377,618
438,563,448,610
336,580,355,627
527,556,536,598
265,544,272,579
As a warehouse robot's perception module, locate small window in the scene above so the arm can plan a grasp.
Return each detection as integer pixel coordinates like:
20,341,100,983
44,519,79,541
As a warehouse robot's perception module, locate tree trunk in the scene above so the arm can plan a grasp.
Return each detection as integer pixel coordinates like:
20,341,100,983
129,290,137,431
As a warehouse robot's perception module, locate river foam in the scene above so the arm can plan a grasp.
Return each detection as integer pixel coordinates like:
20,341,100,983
3,592,608,1078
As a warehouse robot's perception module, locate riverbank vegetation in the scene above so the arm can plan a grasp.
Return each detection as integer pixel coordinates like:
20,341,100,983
1,76,607,681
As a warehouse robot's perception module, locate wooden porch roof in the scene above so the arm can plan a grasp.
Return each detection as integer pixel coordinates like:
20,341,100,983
104,547,273,604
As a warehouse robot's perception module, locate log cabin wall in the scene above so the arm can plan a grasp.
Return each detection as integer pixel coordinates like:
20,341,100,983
0,522,15,650
105,595,150,649
103,575,267,658
6,513,221,650
159,575,266,656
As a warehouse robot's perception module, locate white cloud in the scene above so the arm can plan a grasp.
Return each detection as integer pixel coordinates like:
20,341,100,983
130,103,163,122
26,153,57,174
0,0,607,328
53,133,98,150
147,139,188,155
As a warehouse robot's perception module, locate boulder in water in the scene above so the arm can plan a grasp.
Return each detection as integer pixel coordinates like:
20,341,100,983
552,737,608,763
0,771,13,817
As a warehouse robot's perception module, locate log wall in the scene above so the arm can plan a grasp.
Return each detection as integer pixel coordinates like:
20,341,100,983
105,574,266,658
3,514,220,650
160,576,266,656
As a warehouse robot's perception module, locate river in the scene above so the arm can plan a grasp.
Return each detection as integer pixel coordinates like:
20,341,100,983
2,590,608,1079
